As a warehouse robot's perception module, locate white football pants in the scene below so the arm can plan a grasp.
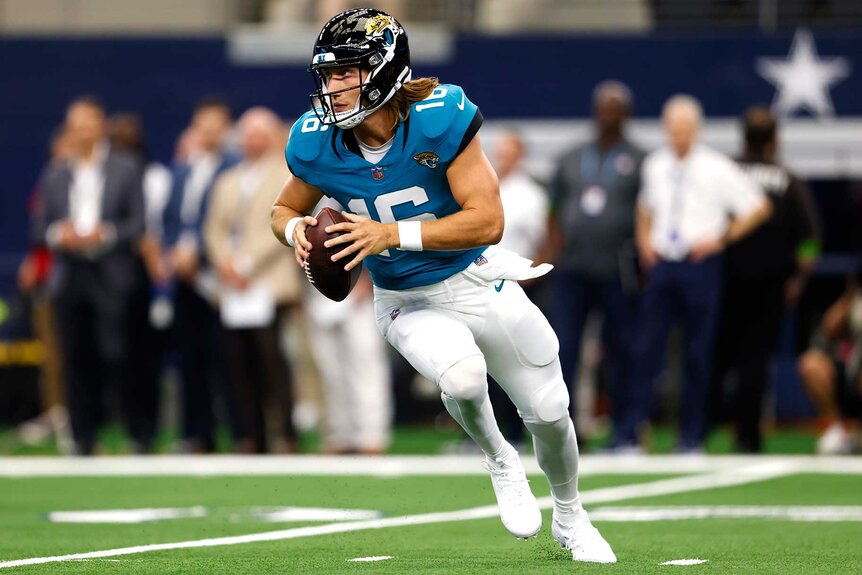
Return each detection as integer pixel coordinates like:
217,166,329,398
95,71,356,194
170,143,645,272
374,265,581,513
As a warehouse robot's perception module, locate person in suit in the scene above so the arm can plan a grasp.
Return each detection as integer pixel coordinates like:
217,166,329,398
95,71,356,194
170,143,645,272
204,107,301,453
108,112,172,453
160,97,239,453
33,96,146,455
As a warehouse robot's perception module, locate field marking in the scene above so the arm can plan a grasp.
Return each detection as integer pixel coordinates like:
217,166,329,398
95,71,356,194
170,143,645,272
0,462,795,570
661,559,708,566
566,460,798,506
590,506,862,522
46,506,382,524
347,556,393,562
2,454,862,478
48,507,207,524
255,507,382,522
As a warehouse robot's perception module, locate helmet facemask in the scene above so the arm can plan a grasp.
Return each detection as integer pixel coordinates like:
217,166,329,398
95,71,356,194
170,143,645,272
311,65,372,130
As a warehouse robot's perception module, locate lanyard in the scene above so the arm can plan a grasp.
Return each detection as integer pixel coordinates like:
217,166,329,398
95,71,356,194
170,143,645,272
580,144,621,190
667,164,687,255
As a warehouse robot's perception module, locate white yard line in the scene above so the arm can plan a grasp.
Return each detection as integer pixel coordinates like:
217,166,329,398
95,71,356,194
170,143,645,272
0,462,797,570
2,454,862,477
661,559,708,566
48,507,207,524
45,506,383,524
549,459,798,507
590,506,862,522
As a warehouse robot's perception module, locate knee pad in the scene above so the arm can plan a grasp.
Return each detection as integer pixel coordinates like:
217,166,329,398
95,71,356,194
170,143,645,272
439,355,488,402
527,379,570,423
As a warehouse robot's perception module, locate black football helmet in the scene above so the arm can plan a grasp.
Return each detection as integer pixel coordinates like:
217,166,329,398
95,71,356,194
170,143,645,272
309,8,412,129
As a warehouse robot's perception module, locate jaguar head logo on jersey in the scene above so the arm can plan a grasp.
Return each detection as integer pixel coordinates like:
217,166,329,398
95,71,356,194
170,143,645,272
413,152,439,169
308,8,412,130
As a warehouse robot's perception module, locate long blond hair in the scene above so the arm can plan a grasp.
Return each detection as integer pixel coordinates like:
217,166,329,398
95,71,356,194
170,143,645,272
385,77,439,122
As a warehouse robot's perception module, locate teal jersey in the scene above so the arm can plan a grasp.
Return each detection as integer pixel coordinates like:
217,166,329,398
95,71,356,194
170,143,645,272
285,84,485,290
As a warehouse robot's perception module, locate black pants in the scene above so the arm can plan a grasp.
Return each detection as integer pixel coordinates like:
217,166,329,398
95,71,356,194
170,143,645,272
710,277,786,452
221,305,296,453
124,261,163,452
54,262,133,454
621,257,722,449
173,282,228,451
550,271,638,441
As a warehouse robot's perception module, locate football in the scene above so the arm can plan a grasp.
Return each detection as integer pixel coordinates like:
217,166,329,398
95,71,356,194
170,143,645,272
304,207,362,301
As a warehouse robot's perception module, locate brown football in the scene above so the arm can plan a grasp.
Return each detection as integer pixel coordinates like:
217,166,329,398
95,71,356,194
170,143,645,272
304,207,362,301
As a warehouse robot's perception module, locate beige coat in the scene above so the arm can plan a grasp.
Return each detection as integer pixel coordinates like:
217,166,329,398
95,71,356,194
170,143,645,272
204,153,301,305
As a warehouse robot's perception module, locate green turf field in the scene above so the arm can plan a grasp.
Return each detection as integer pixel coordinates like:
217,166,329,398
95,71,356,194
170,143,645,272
1,456,861,574
0,422,823,456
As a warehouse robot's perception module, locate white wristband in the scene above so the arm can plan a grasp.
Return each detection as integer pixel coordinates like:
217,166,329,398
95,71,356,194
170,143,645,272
284,217,303,247
397,221,423,251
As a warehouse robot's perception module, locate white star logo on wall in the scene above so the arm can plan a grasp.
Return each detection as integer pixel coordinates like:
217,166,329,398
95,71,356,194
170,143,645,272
756,29,850,119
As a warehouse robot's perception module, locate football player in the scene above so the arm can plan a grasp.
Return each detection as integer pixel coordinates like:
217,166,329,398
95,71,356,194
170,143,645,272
271,8,616,563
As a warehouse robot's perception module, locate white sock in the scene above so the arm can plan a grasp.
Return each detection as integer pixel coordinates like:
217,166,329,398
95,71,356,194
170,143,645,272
525,416,580,518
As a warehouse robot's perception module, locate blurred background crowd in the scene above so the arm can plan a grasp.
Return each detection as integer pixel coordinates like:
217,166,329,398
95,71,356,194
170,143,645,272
1,0,861,457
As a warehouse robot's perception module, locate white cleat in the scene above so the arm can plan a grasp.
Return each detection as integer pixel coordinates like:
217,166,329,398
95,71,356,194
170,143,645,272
483,448,542,539
552,506,617,563
817,422,852,455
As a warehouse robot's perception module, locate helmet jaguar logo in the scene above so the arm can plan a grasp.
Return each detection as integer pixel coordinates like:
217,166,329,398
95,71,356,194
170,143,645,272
365,14,393,36
413,152,439,169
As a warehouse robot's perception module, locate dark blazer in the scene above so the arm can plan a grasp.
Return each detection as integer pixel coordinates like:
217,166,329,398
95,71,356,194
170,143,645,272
33,149,145,296
162,153,239,251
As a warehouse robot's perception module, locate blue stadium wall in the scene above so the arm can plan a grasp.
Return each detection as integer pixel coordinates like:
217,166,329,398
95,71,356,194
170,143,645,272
3,31,861,258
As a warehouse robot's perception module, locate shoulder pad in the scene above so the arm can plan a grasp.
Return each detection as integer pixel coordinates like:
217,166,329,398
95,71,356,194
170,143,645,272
414,84,475,140
287,110,334,163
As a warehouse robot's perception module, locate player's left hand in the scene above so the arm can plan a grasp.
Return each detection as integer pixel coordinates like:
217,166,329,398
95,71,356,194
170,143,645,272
325,212,396,271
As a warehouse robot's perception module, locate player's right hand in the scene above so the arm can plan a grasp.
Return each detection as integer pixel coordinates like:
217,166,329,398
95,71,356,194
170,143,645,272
293,215,318,267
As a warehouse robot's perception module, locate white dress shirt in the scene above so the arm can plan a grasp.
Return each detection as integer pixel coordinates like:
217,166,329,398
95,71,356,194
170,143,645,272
69,142,108,236
179,152,219,242
143,162,172,238
498,170,549,259
639,144,763,261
